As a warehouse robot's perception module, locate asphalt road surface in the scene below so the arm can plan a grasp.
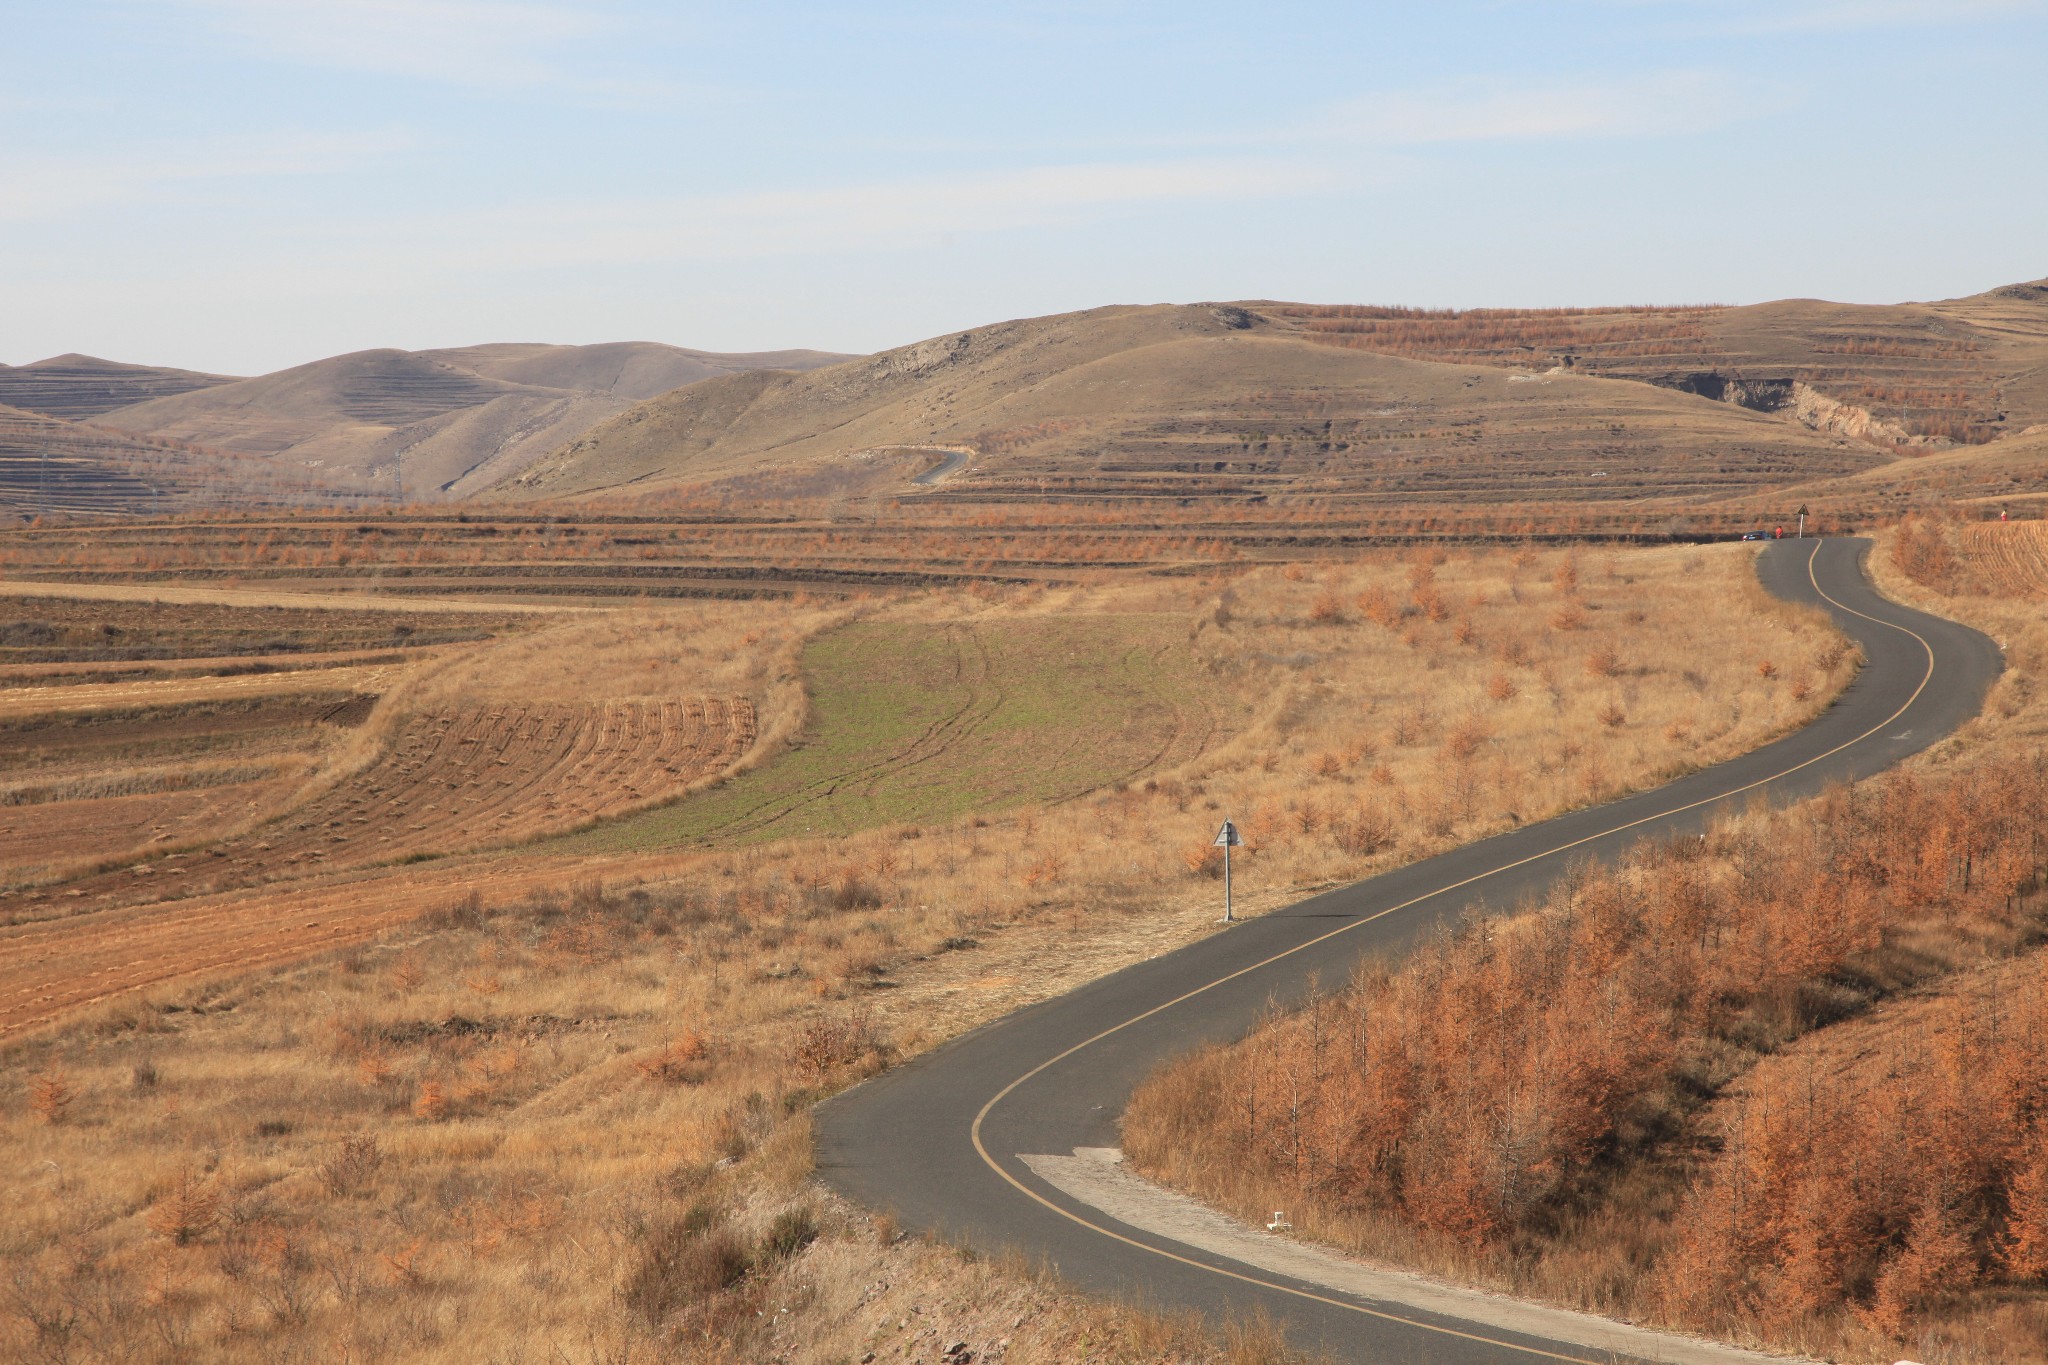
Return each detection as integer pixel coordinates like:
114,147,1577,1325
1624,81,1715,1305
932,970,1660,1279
816,538,2001,1364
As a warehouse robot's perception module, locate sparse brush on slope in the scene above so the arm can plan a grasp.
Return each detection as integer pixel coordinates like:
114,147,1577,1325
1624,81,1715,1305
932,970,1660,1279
1125,753,2048,1359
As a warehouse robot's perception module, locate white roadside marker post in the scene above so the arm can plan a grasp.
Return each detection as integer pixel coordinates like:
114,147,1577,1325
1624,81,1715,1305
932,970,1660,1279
1797,503,1808,539
1214,818,1242,922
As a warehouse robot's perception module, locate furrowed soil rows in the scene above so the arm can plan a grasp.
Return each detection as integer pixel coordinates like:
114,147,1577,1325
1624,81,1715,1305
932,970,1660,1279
0,781,292,876
1961,521,2048,596
237,697,758,869
2,698,755,925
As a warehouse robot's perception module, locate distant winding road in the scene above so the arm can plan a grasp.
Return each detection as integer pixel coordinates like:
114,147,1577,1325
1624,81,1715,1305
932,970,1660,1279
816,539,2002,1364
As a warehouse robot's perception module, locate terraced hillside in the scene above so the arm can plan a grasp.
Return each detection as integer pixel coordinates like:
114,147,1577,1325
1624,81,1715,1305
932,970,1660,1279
1267,277,2048,447
0,404,323,518
0,354,234,420
508,303,1882,506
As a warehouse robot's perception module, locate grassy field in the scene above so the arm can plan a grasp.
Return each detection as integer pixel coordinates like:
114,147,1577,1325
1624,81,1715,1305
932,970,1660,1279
569,614,1218,850
0,540,1859,1364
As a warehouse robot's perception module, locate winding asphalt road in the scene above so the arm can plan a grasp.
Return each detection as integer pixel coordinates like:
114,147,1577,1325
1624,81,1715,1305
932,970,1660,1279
816,539,2001,1364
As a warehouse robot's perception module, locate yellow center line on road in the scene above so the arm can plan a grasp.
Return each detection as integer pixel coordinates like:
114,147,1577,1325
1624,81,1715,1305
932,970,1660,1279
969,539,1941,1362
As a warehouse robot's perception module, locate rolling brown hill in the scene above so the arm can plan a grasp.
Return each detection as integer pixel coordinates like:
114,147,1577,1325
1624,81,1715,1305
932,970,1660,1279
0,404,329,519
1265,277,2048,447
0,354,237,421
98,341,849,500
1761,420,2048,518
501,302,1892,506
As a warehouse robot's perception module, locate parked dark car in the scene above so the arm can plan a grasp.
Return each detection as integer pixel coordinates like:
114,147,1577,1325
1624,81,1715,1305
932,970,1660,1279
1740,530,1769,541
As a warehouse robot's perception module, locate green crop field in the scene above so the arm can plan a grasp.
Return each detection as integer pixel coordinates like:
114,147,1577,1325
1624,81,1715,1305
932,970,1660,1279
561,614,1221,852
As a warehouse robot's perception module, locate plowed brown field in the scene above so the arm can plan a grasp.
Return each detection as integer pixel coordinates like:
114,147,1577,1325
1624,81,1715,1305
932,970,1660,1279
0,780,291,874
0,849,695,1040
237,697,757,869
0,660,411,718
1962,521,2048,596
4,697,755,923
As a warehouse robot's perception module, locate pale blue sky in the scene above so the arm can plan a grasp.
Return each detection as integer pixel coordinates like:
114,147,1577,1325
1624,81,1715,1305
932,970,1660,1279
4,1,2044,374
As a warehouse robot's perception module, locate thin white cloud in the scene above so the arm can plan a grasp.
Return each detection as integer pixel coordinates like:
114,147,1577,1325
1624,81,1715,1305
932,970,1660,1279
167,0,640,92
0,130,413,222
1605,0,2045,34
1310,71,1764,145
243,156,1341,278
1745,0,2040,29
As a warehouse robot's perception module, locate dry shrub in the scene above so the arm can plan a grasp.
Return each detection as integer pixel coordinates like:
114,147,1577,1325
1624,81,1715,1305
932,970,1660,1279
792,1007,889,1085
1308,591,1345,625
623,1212,754,1330
321,1133,384,1197
636,1031,714,1086
1331,803,1394,856
1182,842,1224,878
1585,646,1620,678
1597,702,1627,728
1444,718,1490,762
1755,659,1778,680
762,1205,819,1261
413,1079,449,1122
1021,853,1064,887
1892,513,1962,593
147,1168,221,1245
389,953,424,994
28,1068,73,1124
355,1048,395,1087
1356,585,1402,628
1486,672,1518,703
1550,603,1587,632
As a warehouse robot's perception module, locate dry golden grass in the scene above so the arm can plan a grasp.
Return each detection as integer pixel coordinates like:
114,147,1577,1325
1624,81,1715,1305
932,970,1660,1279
0,543,1846,1362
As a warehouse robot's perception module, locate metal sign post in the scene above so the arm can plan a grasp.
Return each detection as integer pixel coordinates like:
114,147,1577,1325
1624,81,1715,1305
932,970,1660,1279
1214,819,1242,922
1797,504,1808,539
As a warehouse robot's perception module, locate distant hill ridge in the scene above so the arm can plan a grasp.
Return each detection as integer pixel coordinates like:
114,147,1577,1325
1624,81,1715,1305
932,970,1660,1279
0,355,237,421
501,279,2048,508
0,340,849,513
72,340,851,501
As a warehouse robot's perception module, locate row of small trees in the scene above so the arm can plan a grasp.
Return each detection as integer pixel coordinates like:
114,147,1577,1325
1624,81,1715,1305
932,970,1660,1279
1125,753,2048,1342
1663,958,2048,1335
